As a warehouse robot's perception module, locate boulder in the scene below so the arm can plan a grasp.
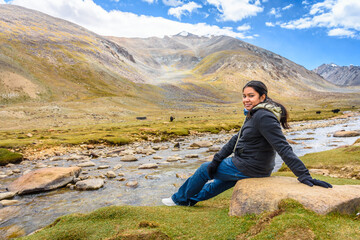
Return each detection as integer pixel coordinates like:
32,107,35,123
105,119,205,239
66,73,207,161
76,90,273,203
229,176,360,216
333,130,360,137
190,141,213,148
7,167,81,195
75,179,104,190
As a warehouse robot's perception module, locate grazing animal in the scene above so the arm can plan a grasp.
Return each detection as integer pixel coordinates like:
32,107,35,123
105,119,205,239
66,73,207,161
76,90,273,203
136,117,147,120
316,111,321,114
331,109,340,113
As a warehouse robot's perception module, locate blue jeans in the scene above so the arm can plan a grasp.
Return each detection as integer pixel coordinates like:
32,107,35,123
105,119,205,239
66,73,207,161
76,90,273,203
171,157,249,206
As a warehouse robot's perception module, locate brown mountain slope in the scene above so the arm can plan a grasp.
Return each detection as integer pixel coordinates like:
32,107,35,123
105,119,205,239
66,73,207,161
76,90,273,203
0,4,149,104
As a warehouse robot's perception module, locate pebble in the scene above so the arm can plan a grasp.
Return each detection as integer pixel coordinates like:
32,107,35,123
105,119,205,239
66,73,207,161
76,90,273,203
0,192,16,200
113,164,123,170
0,199,20,206
120,155,138,162
138,163,158,169
126,181,138,188
77,161,96,167
97,165,110,169
106,171,116,178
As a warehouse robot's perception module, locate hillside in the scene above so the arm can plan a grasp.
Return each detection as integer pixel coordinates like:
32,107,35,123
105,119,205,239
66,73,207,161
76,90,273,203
0,4,150,104
313,63,360,86
0,5,359,130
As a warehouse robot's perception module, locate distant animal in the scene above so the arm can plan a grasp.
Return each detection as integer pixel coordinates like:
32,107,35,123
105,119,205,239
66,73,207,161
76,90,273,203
170,116,175,122
136,117,147,120
316,111,321,114
331,109,340,113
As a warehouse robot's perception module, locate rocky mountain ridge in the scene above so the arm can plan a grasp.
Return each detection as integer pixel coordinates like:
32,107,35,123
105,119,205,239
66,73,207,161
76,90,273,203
0,4,356,115
313,63,360,86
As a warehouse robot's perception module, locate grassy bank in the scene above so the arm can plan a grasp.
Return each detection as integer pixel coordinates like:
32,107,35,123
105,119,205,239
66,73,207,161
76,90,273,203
18,141,360,239
0,108,355,151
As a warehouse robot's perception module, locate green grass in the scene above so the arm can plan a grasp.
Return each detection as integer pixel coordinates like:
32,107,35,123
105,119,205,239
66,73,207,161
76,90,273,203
278,144,360,179
0,148,23,165
20,178,360,240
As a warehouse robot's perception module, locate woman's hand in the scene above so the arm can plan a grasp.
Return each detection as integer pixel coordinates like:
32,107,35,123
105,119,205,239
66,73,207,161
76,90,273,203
207,161,220,179
299,176,333,188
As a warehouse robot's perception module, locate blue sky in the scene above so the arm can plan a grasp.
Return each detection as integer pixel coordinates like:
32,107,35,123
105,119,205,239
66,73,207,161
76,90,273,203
2,0,360,70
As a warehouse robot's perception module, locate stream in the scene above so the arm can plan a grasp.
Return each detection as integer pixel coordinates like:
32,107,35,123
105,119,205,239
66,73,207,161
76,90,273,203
0,114,359,236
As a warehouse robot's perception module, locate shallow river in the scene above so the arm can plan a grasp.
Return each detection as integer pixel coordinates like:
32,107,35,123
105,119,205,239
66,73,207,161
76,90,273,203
1,114,360,236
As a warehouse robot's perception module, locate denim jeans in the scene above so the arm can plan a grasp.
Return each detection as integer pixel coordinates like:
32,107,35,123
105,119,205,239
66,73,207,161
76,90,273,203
171,157,249,206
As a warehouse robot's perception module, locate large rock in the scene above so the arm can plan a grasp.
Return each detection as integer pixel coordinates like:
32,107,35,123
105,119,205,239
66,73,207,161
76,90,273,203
75,179,104,190
7,167,81,195
229,176,360,216
333,130,360,137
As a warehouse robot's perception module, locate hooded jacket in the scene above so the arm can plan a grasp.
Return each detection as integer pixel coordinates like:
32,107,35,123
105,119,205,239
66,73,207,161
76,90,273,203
213,103,310,179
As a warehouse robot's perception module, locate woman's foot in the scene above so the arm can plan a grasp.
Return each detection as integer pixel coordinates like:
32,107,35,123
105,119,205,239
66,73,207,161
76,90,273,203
161,197,176,206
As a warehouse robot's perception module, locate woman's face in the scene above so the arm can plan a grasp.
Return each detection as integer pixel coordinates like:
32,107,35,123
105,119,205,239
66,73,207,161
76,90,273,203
242,87,266,110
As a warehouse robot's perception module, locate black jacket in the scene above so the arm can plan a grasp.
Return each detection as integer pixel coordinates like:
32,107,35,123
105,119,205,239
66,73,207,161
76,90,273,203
213,107,310,178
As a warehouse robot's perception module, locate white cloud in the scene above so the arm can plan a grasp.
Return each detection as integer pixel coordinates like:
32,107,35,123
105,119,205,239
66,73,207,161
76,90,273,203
265,22,275,27
206,0,263,22
237,23,251,31
168,2,202,20
281,0,360,36
269,7,281,18
162,0,182,7
0,0,5,4
6,0,254,39
328,28,355,37
282,4,293,10
142,0,157,4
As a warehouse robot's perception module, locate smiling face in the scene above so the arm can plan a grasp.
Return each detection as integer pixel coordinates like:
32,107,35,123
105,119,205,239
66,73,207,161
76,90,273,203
242,87,266,111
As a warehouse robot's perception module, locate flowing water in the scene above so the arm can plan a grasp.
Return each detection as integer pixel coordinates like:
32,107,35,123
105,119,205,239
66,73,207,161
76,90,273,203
1,114,359,236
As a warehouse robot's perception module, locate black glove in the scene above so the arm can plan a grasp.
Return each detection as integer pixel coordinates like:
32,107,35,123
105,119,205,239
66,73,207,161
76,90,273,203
207,160,220,179
298,175,332,188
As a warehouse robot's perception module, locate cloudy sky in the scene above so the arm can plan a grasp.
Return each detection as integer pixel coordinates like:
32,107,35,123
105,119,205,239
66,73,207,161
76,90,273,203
2,0,360,70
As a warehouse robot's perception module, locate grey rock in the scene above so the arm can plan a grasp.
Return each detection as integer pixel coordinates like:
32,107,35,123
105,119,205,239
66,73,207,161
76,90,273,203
75,179,104,190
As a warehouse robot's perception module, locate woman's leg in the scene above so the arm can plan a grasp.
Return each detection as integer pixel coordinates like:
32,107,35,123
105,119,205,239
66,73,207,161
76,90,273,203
171,158,248,206
171,161,211,206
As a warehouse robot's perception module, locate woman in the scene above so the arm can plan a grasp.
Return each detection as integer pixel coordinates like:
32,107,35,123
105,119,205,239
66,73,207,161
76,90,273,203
162,80,332,207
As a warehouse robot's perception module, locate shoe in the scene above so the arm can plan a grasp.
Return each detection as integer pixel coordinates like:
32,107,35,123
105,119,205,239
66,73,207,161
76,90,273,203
162,197,176,206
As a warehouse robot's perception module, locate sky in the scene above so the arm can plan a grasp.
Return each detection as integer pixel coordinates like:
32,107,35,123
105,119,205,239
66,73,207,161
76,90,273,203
1,0,360,70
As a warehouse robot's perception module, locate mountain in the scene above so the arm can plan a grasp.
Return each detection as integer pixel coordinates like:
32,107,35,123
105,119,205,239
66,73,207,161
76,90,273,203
0,4,153,104
0,4,356,117
313,64,360,86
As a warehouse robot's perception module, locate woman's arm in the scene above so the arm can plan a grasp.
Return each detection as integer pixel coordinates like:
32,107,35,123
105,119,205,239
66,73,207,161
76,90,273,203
255,111,332,188
207,133,238,178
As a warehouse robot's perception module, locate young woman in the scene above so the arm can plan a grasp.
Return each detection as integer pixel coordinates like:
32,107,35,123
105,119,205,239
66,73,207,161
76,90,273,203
162,80,332,206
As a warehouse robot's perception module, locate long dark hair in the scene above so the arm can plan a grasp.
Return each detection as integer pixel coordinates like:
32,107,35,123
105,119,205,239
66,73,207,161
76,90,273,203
243,80,290,129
